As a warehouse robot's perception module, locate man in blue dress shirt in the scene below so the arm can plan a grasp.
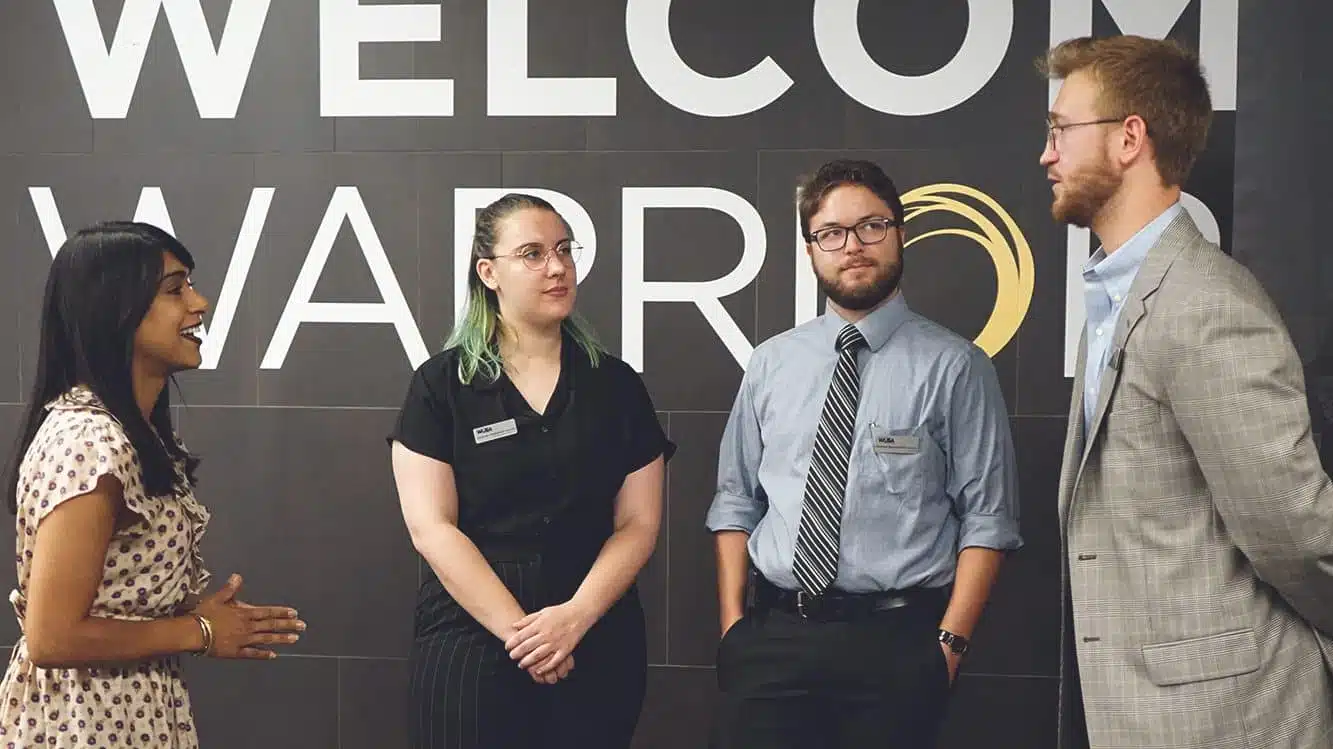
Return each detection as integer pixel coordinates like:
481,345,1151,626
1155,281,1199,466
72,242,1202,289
706,159,1023,748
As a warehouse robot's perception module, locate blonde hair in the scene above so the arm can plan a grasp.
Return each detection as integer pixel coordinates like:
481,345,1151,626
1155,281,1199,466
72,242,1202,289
446,193,603,384
1039,35,1212,186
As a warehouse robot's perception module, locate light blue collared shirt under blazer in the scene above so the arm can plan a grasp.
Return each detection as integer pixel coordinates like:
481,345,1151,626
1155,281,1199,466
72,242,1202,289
705,292,1023,593
1081,201,1183,429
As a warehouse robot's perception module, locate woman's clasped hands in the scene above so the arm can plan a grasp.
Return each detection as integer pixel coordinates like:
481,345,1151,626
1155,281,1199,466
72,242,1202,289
504,600,594,685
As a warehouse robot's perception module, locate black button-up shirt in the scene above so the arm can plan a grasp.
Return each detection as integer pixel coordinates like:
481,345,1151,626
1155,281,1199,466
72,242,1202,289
390,336,674,593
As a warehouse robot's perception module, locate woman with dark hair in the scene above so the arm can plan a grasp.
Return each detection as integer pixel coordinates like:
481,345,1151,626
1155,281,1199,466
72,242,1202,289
0,222,307,748
390,193,674,749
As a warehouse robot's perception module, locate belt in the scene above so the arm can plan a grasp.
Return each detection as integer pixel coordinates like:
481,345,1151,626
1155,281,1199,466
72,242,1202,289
750,574,946,622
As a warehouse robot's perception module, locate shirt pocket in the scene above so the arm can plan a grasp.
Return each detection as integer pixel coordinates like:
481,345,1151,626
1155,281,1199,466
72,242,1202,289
864,422,945,498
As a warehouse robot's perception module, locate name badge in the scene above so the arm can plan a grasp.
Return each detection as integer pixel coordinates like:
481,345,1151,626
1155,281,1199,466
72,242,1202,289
874,433,919,455
473,418,518,444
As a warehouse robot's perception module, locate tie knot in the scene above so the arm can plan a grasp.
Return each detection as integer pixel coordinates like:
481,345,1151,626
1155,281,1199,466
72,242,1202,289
836,324,867,353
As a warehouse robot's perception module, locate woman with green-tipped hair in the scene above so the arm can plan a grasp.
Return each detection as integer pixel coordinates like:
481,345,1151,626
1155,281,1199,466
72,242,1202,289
388,193,675,749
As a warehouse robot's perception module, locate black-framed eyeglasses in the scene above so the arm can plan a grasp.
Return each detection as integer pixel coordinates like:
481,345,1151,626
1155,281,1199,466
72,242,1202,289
805,217,900,253
496,240,583,271
1045,117,1127,147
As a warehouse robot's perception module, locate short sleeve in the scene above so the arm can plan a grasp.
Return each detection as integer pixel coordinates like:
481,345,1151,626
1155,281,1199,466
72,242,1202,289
19,416,139,527
388,361,456,464
618,363,676,474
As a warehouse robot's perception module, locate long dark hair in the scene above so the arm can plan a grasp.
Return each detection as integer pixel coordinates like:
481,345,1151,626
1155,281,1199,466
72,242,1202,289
5,221,201,514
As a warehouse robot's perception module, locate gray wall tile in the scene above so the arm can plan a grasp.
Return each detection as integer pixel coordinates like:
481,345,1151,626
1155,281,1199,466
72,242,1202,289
178,406,416,659
186,655,339,748
339,657,410,749
662,412,727,667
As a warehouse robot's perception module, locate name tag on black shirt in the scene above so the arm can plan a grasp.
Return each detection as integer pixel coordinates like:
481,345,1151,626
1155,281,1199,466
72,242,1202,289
473,418,518,444
874,434,919,454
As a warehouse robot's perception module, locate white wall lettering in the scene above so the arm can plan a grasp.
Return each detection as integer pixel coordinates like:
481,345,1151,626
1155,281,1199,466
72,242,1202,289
624,0,793,117
813,0,1013,116
319,0,454,117
621,187,766,371
488,0,617,116
261,186,428,369
54,0,272,119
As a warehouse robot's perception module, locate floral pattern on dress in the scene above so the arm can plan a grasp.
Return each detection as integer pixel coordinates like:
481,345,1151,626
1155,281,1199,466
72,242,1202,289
0,386,212,748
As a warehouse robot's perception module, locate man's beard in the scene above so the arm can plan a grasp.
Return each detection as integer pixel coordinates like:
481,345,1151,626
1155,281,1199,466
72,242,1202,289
816,257,903,311
1052,156,1120,228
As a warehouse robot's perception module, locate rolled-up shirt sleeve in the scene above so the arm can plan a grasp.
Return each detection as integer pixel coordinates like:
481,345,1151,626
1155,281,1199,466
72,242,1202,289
706,363,768,533
946,347,1023,552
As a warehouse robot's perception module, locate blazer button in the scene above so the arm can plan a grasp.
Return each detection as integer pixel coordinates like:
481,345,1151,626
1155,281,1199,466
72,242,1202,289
541,425,550,433
542,516,552,524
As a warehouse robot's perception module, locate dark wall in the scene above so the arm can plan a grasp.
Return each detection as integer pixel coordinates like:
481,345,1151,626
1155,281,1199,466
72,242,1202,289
1231,2,1333,470
0,2,1288,746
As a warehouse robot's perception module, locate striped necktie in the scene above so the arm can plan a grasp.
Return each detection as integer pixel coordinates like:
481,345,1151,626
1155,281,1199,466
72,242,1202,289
792,323,868,596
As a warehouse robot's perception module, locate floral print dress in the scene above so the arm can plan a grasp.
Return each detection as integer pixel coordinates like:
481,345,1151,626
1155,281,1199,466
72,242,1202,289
0,386,212,748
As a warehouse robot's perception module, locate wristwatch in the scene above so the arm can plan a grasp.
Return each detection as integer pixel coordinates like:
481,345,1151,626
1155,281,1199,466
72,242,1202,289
938,628,970,655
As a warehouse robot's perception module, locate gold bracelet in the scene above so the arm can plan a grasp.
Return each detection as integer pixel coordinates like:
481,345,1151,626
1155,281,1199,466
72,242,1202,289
190,613,214,656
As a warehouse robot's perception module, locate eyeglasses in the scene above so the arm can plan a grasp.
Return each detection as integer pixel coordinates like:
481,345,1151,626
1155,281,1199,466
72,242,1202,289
805,217,900,253
496,241,583,271
1045,117,1128,148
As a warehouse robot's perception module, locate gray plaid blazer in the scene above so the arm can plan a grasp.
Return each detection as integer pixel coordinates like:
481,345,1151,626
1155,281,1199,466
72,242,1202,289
1058,210,1333,749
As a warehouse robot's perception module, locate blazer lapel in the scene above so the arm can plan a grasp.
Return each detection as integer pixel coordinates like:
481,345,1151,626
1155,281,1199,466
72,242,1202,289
1068,210,1199,501
1057,332,1087,530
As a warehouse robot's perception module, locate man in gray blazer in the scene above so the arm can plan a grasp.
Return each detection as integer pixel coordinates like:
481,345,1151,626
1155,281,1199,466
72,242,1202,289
1042,35,1333,749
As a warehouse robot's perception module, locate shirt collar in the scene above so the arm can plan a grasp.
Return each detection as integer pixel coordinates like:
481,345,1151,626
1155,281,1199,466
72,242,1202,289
1083,201,1183,295
821,290,912,353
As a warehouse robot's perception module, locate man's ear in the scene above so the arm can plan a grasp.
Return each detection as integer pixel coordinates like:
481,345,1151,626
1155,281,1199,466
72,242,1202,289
1118,114,1151,168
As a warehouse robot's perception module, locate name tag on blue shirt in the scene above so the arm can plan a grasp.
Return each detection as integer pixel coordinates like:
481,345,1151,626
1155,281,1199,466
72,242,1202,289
473,418,518,444
874,433,919,454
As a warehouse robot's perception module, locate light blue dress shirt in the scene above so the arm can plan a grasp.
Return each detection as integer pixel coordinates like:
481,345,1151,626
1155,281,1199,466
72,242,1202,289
1082,202,1182,428
704,292,1023,593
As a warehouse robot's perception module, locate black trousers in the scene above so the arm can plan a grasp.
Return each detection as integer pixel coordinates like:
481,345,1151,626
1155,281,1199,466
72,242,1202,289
407,558,647,749
712,591,953,749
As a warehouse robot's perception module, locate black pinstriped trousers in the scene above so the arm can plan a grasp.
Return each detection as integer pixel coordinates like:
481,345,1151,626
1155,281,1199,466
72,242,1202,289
408,557,647,749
